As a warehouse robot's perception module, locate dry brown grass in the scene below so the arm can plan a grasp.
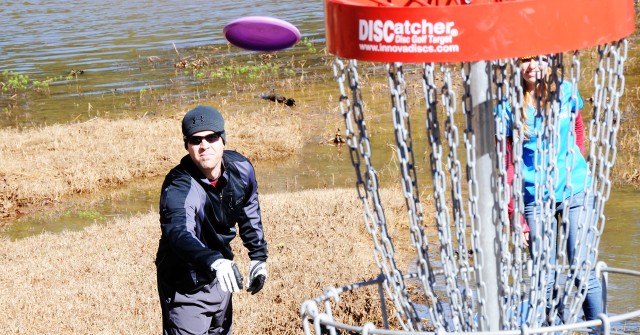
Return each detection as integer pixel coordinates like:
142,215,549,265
0,105,303,220
0,187,426,334
612,127,640,186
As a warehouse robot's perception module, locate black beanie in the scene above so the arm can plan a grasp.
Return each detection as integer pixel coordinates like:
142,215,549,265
181,106,226,144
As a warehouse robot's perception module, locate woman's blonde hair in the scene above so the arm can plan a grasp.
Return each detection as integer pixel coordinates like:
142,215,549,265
518,57,556,139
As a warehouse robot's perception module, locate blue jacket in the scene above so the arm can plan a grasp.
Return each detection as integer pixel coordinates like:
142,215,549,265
155,151,268,291
497,81,589,204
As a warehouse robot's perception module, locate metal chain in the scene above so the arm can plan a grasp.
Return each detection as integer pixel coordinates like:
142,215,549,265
492,58,528,331
522,55,554,328
325,36,627,332
564,40,627,325
388,62,449,332
333,58,420,330
557,51,586,325
543,53,566,326
502,56,531,330
508,58,530,327
441,63,476,331
421,62,478,332
588,40,626,241
460,62,488,330
492,59,512,330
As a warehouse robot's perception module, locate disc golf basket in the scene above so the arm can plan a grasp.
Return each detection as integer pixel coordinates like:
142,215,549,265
300,0,638,334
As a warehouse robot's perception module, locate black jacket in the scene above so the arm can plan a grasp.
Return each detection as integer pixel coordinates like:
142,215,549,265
155,151,268,291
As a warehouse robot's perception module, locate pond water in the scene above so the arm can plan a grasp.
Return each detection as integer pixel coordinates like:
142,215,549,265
0,0,327,127
1,0,639,327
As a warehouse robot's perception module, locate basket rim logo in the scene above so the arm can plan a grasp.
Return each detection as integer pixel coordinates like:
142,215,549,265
358,19,459,45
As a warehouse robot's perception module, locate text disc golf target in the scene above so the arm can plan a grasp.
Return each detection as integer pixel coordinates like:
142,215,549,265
223,16,301,52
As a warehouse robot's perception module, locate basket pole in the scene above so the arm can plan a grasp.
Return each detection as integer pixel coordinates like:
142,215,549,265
470,60,500,331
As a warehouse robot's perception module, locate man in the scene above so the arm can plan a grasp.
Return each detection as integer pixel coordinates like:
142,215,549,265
156,105,268,335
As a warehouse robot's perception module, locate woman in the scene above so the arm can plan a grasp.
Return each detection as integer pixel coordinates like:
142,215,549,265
498,55,602,324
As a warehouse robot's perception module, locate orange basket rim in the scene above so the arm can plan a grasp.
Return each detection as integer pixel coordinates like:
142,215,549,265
324,0,636,63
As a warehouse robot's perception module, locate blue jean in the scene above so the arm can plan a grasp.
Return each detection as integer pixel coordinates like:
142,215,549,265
524,191,603,322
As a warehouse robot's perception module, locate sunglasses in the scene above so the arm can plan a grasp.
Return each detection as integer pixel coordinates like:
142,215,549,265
187,133,222,146
521,56,548,63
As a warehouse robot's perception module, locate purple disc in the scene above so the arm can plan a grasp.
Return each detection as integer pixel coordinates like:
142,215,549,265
223,16,301,52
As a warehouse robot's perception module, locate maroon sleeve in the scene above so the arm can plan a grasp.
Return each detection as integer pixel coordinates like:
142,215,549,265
506,139,515,217
575,111,585,155
505,138,530,234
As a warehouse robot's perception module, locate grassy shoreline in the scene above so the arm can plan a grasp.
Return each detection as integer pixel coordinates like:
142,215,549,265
3,95,639,225
0,103,304,222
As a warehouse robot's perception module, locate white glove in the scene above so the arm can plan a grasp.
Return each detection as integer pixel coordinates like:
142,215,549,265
210,259,243,293
247,260,267,295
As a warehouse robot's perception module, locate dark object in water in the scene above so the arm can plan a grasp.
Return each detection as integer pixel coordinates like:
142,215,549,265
258,93,295,107
333,128,345,145
68,69,84,76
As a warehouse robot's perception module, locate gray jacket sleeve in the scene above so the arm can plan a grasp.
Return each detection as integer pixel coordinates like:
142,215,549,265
235,160,268,261
159,174,221,272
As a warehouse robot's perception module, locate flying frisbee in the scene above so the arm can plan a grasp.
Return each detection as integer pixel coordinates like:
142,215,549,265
223,16,300,52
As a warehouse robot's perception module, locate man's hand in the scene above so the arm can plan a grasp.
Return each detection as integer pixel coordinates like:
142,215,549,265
210,259,243,293
247,260,267,295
